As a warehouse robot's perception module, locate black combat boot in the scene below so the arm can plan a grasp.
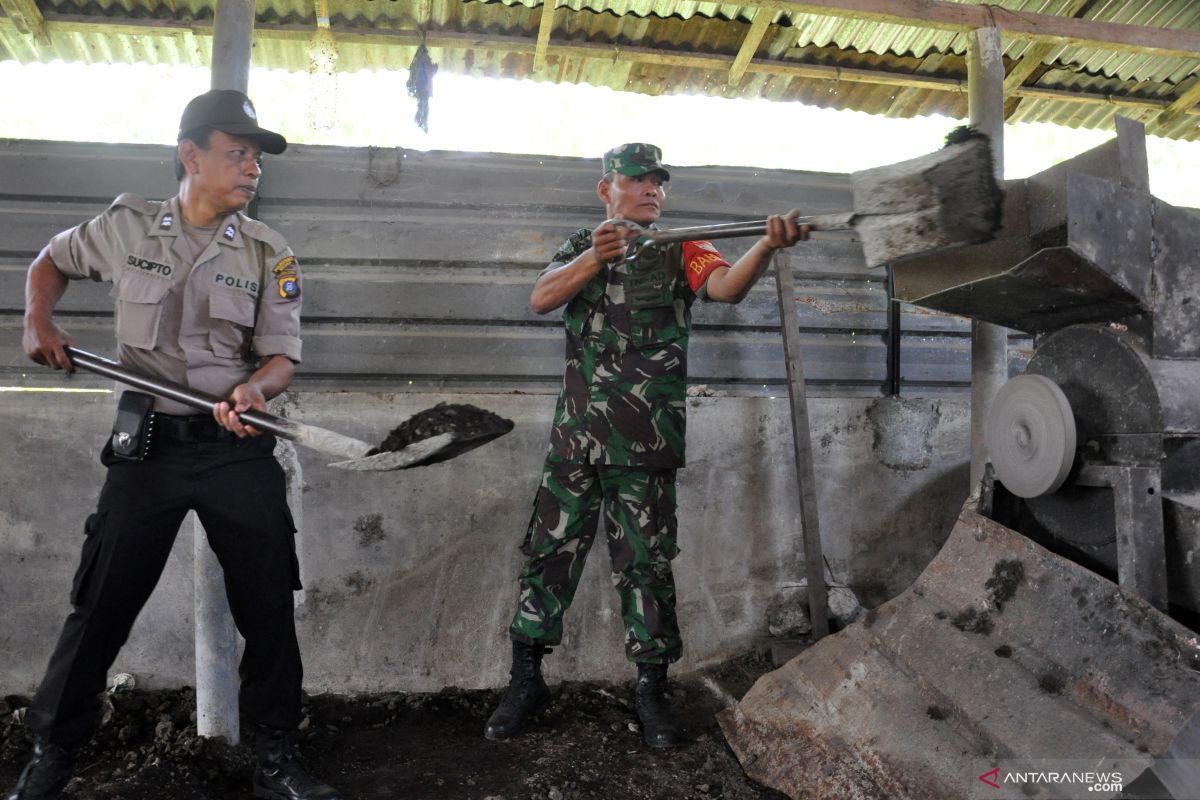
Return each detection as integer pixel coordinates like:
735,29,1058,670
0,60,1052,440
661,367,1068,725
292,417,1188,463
252,725,343,800
484,640,551,740
635,662,683,749
6,740,73,800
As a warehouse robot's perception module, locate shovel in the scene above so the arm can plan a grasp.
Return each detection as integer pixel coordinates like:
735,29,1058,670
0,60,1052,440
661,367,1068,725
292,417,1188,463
617,127,1004,268
63,346,502,471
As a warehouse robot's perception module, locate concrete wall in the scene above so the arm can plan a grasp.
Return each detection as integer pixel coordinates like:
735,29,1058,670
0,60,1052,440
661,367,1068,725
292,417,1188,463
0,390,968,694
0,138,981,696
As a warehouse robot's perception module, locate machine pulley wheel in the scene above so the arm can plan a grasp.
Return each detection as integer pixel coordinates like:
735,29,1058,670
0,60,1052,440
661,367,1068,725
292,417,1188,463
986,374,1077,499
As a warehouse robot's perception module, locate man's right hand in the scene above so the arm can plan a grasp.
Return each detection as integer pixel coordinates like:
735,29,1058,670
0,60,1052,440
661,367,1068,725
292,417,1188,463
23,315,75,372
24,246,75,371
589,217,639,265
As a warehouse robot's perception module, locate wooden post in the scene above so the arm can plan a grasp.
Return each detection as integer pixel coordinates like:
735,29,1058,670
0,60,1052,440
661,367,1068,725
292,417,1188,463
773,251,829,639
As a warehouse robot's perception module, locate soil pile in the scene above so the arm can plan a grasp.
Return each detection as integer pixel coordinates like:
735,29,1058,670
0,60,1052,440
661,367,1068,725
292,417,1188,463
369,403,515,455
0,651,791,800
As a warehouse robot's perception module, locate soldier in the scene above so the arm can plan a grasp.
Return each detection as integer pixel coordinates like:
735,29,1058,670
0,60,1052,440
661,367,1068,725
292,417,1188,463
485,143,808,748
9,90,341,800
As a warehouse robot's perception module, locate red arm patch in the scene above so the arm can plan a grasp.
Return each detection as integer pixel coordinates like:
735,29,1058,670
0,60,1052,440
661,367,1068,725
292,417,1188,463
682,240,730,293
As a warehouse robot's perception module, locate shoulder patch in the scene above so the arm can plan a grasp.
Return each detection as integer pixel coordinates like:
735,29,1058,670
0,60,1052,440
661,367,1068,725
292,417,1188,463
238,216,289,254
272,255,297,275
110,193,158,216
277,274,301,300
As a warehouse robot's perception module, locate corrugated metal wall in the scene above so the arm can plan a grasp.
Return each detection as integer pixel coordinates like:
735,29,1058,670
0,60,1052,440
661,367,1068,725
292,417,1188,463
0,138,991,396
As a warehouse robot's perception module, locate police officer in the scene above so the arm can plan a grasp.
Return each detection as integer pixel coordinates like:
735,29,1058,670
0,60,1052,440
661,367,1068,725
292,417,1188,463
485,144,808,748
9,90,341,800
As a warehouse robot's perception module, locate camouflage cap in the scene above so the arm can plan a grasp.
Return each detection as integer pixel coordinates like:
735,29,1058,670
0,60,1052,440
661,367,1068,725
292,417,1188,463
602,143,670,181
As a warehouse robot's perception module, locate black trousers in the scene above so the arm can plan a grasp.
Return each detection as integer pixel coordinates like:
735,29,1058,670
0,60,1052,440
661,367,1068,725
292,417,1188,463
27,428,304,749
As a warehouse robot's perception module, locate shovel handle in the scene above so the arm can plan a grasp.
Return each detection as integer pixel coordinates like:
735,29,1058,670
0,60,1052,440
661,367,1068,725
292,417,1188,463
608,213,854,261
64,346,297,440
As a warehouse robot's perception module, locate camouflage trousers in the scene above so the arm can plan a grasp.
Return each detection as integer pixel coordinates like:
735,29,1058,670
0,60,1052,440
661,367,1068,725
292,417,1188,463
508,458,681,664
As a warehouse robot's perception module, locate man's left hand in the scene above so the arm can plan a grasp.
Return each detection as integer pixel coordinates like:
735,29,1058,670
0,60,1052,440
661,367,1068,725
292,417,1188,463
761,208,810,250
214,382,267,437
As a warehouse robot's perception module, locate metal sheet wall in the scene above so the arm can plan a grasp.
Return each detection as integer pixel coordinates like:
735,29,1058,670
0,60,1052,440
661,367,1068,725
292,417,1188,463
0,138,989,396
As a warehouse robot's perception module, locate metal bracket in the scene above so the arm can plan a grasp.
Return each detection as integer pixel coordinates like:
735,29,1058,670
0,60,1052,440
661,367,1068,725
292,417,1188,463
1074,464,1168,611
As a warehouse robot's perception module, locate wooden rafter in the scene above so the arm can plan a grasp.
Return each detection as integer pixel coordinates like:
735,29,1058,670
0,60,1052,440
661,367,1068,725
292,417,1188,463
533,0,556,73
1148,75,1200,133
729,7,774,86
0,0,49,45
752,0,1200,61
1002,0,1093,117
1,7,1197,126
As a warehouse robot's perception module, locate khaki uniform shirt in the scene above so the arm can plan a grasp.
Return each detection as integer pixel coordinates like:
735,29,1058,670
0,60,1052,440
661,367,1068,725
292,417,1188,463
50,194,302,415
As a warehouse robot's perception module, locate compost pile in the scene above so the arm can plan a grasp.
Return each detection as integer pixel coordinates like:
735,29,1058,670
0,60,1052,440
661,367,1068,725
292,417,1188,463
0,651,789,800
369,403,515,455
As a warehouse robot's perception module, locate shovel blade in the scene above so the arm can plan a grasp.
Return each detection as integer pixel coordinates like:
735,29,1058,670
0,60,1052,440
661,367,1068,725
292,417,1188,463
328,432,457,471
851,132,1004,267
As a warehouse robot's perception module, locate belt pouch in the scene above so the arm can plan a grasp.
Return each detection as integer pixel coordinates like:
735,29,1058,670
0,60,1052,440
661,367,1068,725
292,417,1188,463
111,390,156,461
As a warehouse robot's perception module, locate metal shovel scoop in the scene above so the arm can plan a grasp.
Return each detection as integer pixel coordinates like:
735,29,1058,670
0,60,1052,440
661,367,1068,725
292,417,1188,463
64,347,503,471
613,127,1004,268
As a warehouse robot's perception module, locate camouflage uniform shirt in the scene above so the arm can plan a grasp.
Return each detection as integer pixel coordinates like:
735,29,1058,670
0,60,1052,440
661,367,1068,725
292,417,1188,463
543,228,730,468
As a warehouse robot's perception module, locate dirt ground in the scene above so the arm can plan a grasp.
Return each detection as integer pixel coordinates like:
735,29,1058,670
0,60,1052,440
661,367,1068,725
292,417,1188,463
1,649,795,800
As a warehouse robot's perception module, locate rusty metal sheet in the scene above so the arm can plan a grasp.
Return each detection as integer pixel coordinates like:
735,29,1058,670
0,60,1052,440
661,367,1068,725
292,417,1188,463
720,502,1200,799
897,246,1145,334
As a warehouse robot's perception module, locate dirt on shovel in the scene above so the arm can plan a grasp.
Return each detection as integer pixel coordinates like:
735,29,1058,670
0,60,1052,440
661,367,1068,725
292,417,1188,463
368,403,515,456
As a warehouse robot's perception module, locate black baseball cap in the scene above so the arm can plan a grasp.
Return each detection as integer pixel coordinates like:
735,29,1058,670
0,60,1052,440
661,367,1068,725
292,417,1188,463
178,90,287,154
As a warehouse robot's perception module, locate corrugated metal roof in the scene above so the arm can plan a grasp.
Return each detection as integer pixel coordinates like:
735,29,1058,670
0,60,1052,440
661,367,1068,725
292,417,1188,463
1,0,1197,140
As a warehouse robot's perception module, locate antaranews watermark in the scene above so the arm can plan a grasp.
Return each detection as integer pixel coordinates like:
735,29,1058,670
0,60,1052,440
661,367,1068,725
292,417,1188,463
970,758,1132,799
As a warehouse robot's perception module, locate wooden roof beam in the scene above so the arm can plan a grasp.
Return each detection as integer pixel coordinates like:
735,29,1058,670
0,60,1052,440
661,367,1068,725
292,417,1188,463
729,7,774,86
1147,75,1200,134
0,0,50,46
742,0,1200,62
4,15,1196,122
1002,0,1093,115
533,0,556,73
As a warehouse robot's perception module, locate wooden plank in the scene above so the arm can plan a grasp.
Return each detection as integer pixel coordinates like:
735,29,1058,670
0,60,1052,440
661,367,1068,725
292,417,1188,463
2,6,1196,119
0,261,973,339
758,0,1200,60
729,7,773,86
1001,0,1091,101
0,0,49,45
25,0,1200,61
0,317,976,385
0,139,989,398
774,250,829,639
1148,76,1200,135
533,0,555,73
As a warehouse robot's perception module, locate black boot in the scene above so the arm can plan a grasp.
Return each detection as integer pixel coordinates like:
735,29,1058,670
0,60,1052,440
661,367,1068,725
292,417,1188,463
252,725,343,800
484,640,551,740
635,662,683,749
6,740,73,800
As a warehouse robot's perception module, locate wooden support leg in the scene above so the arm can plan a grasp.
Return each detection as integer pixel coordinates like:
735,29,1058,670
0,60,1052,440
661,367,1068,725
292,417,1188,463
773,251,829,639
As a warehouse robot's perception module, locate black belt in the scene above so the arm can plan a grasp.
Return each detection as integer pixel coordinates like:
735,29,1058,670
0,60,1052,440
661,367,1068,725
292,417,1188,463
154,413,238,443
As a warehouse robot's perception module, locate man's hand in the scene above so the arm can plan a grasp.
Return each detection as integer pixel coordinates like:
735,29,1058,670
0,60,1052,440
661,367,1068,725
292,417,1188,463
760,208,810,251
23,314,75,373
214,382,268,438
24,247,74,371
589,217,639,265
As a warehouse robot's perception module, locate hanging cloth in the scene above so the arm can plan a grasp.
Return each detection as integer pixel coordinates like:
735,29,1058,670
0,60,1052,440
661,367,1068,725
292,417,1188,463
406,43,438,133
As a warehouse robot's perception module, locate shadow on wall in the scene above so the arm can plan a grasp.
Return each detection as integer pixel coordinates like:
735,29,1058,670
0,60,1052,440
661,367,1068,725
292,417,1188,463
852,462,970,608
